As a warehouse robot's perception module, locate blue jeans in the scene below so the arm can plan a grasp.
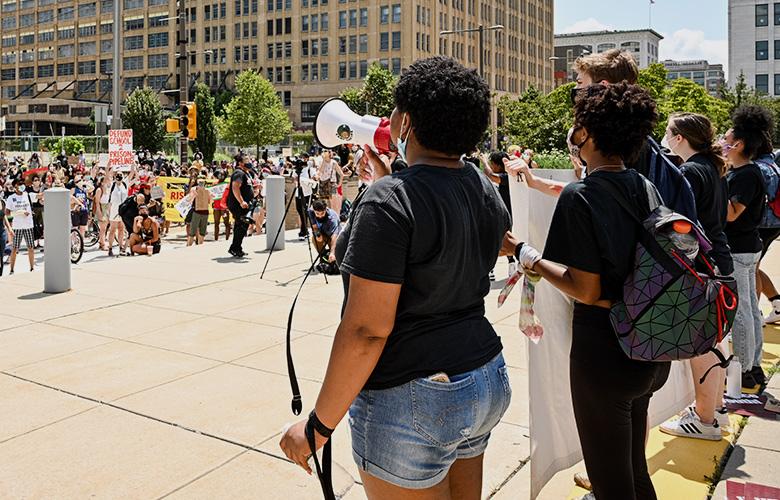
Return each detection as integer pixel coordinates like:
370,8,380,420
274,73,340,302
730,252,764,371
348,353,511,489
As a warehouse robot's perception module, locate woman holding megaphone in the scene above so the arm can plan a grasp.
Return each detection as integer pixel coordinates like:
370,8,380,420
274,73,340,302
280,56,512,499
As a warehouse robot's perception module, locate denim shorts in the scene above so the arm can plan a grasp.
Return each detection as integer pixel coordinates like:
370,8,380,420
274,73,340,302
348,353,511,489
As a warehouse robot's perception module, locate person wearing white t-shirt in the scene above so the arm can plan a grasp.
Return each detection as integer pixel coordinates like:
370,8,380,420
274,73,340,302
107,173,128,256
5,178,42,274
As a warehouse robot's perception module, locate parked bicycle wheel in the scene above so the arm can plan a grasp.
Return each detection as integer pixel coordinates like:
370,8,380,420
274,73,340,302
70,229,84,264
83,219,100,248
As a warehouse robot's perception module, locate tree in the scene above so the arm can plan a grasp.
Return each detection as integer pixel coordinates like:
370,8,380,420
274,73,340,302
654,78,731,138
191,83,218,163
121,87,166,152
498,83,575,152
216,70,292,158
638,63,668,101
214,89,234,118
339,63,397,117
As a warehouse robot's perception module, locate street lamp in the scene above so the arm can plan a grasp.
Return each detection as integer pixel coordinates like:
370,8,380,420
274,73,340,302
439,24,504,149
439,24,504,78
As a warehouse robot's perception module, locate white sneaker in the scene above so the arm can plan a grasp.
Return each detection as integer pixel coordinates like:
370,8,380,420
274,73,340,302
508,262,518,279
659,407,722,441
715,407,730,430
765,299,780,324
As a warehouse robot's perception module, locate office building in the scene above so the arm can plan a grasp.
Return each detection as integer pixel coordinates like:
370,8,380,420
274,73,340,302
729,0,780,95
0,0,554,135
662,59,725,96
552,44,589,86
554,28,663,69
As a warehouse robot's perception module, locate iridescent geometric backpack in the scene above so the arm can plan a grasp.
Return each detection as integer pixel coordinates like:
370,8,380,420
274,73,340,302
591,177,738,376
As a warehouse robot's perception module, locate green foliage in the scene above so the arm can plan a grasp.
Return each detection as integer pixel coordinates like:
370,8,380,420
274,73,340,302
214,89,235,118
40,136,86,156
216,70,293,157
638,63,668,100
121,86,166,152
191,83,218,163
498,83,575,152
291,130,314,153
533,150,572,169
339,63,397,117
655,78,732,138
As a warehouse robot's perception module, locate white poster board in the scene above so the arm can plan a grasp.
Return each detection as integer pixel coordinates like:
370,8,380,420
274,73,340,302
108,129,134,171
509,170,695,499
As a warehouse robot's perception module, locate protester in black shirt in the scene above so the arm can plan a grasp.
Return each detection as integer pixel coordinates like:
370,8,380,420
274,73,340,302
503,83,667,500
721,106,772,389
484,151,518,279
227,154,254,257
658,112,733,441
280,57,511,498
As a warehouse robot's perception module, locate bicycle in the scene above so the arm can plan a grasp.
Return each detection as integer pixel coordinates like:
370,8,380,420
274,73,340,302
82,217,100,248
70,228,84,264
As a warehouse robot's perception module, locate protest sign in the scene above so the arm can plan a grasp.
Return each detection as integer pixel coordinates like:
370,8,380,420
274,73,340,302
108,129,134,171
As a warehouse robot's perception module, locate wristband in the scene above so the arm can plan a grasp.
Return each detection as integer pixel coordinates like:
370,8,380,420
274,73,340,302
513,242,524,262
308,410,334,439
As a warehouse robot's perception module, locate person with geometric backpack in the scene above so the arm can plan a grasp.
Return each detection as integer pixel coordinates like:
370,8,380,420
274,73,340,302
754,146,780,325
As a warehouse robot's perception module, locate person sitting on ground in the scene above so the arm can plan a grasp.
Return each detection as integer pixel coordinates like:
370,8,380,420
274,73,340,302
128,205,160,256
307,199,340,266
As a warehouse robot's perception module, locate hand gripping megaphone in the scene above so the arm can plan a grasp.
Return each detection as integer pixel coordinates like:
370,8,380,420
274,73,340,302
313,98,396,154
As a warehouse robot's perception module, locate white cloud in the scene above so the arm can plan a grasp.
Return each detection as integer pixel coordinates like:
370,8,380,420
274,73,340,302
560,18,614,34
659,29,729,78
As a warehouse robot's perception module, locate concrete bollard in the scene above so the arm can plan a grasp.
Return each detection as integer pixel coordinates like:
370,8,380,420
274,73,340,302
265,175,286,251
43,187,71,293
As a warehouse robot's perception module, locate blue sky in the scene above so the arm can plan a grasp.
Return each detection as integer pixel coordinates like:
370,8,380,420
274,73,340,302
555,0,729,75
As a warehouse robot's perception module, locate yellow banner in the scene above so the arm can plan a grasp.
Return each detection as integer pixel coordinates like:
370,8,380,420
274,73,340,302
156,176,229,223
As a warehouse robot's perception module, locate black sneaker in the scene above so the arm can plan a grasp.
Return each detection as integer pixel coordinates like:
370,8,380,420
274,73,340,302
742,371,758,391
750,366,766,386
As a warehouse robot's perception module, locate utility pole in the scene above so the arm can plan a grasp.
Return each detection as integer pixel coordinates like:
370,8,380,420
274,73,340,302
110,0,121,129
178,0,188,165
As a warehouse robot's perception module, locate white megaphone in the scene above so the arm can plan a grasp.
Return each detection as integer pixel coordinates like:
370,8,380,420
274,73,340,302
313,98,396,154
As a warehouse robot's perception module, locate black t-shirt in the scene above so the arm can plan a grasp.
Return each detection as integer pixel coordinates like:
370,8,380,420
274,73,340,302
496,172,512,213
226,168,253,213
335,163,510,390
725,163,766,254
680,154,733,274
543,169,653,301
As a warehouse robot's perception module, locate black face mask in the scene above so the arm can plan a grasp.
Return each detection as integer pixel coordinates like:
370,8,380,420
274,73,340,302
141,213,149,219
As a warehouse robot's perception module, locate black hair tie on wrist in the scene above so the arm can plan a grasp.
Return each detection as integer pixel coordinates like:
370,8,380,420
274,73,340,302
308,410,334,439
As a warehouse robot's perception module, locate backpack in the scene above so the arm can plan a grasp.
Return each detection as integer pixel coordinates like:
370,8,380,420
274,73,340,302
590,177,738,375
644,137,698,222
118,196,134,217
758,153,780,228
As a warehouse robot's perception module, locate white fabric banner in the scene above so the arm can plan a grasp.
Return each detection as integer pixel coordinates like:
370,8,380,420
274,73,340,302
509,170,695,499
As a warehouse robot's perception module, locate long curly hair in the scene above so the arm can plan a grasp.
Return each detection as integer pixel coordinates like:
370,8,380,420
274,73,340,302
731,105,774,160
573,82,658,163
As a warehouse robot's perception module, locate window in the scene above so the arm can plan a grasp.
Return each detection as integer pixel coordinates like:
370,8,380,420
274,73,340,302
125,17,144,30
321,12,328,30
37,9,53,22
392,3,400,23
379,32,388,51
302,15,309,31
775,74,780,95
124,35,143,50
774,40,780,59
20,50,33,62
775,2,780,24
380,5,389,23
339,10,346,28
57,43,74,57
76,81,95,95
757,40,769,60
148,32,168,47
359,7,367,26
50,105,69,114
391,31,400,50
124,76,143,91
57,6,74,21
79,41,96,55
78,2,96,17
301,101,322,122
339,61,346,79
392,57,400,75
57,62,74,75
38,64,54,77
349,60,356,78
100,39,112,52
20,14,34,27
301,64,308,81
100,21,113,33
59,27,75,39
349,8,356,26
1,16,15,28
100,58,111,73
1,53,15,64
597,43,615,53
359,33,367,52
148,53,168,68
19,66,34,79
149,13,168,26
311,13,318,31
321,37,328,55
348,34,356,53
124,0,142,8
757,74,769,94
71,106,92,117
1,1,16,12
359,60,367,77
757,3,769,26
77,60,96,74
620,41,640,53
321,63,328,80
123,55,143,70
339,36,346,54
79,24,97,36
20,34,35,44
100,0,111,11
38,48,53,59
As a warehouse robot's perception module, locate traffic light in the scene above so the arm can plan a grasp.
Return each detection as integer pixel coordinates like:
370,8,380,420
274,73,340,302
180,101,197,140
